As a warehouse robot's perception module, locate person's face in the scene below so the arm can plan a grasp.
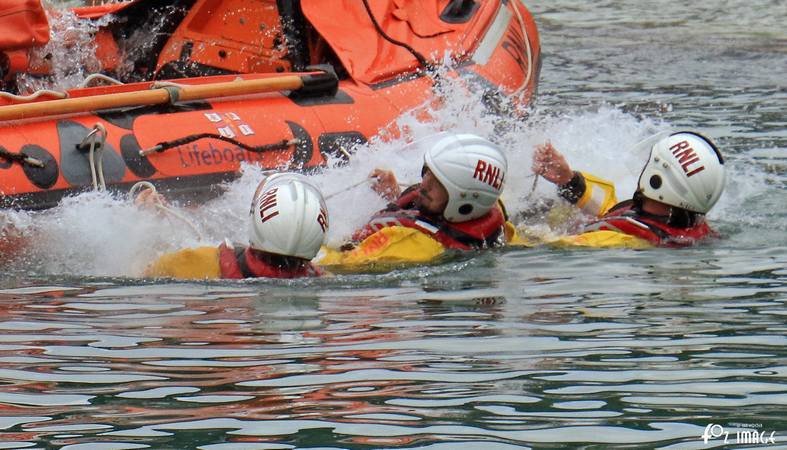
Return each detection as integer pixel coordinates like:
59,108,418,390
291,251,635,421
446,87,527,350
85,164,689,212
417,168,449,216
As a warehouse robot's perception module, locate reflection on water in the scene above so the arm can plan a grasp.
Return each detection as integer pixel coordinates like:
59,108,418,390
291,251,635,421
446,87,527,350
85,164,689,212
1,244,786,447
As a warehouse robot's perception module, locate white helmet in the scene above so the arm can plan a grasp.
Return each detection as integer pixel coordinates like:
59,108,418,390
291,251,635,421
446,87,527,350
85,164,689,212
637,131,725,214
249,173,328,259
422,132,507,222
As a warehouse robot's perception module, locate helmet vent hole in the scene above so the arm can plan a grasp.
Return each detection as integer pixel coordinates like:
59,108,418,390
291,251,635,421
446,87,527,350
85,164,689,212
649,175,662,189
458,204,473,215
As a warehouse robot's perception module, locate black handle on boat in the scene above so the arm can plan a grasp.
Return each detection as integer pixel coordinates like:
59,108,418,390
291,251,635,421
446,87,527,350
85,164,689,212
0,147,44,168
291,65,340,99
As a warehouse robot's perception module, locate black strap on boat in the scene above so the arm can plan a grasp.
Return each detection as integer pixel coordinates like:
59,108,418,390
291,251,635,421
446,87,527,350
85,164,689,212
0,147,45,168
140,133,299,155
360,0,434,72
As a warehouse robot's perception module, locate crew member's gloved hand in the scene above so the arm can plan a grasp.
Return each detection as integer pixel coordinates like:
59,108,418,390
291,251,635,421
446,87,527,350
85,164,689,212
134,188,168,210
532,142,574,185
369,168,401,202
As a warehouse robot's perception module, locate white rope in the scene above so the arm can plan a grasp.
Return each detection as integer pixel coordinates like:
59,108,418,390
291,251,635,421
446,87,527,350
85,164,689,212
128,180,157,199
324,178,371,200
0,89,67,102
81,123,108,191
324,178,410,200
79,73,125,88
524,173,539,200
129,181,204,240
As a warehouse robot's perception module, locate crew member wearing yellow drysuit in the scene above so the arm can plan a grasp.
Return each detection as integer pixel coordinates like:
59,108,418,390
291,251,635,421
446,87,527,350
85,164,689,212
145,173,328,279
528,131,726,248
317,132,511,269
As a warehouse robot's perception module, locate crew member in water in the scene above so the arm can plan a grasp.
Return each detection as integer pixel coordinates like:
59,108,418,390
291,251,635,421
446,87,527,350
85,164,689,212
145,173,328,279
530,130,726,247
322,132,510,267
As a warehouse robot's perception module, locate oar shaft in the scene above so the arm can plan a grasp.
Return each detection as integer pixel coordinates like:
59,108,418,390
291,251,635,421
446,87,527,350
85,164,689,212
177,75,303,101
0,75,306,122
0,89,169,121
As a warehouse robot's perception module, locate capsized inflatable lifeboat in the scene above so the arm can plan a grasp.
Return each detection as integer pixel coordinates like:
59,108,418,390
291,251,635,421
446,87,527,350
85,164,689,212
0,0,540,213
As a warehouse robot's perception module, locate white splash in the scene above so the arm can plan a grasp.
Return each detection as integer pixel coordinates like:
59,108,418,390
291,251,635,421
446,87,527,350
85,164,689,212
1,61,772,277
15,8,114,94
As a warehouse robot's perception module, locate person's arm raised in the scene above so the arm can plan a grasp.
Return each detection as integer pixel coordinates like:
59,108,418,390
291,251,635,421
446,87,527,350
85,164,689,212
532,142,574,185
369,168,401,202
532,142,617,217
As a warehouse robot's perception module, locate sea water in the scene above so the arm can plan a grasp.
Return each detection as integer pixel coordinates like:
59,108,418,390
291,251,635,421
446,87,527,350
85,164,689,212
0,1,785,448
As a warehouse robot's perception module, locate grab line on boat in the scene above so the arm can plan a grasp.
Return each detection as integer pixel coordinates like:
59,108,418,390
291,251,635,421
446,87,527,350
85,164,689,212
78,123,109,191
0,89,68,103
139,134,300,157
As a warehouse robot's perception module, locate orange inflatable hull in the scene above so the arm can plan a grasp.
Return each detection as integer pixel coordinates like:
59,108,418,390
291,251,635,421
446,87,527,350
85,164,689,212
0,0,541,210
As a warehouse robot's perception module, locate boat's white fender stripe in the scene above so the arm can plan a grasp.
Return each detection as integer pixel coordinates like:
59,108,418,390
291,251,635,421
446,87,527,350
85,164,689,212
472,4,512,66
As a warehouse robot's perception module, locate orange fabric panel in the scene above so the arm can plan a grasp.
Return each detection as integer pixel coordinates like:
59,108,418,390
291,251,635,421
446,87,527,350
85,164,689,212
301,0,462,84
0,0,50,50
391,0,452,38
155,0,291,75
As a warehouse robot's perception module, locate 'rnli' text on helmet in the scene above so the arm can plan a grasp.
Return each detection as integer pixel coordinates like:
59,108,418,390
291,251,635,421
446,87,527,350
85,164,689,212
473,160,504,190
671,140,705,177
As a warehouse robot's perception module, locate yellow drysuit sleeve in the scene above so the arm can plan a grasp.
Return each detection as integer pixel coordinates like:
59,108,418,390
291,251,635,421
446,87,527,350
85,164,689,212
145,246,222,279
550,230,653,249
316,226,445,271
573,172,619,217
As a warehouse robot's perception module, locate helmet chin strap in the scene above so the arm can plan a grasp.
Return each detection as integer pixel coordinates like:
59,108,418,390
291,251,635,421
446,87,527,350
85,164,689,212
638,195,700,228
636,192,672,222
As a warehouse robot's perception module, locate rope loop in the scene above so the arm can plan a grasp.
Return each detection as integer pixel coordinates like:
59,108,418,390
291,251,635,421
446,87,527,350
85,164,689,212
129,181,204,240
79,123,109,191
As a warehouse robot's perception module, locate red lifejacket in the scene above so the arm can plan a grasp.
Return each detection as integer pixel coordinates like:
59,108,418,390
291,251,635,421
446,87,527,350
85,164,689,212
218,243,321,279
584,202,718,247
351,187,506,250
